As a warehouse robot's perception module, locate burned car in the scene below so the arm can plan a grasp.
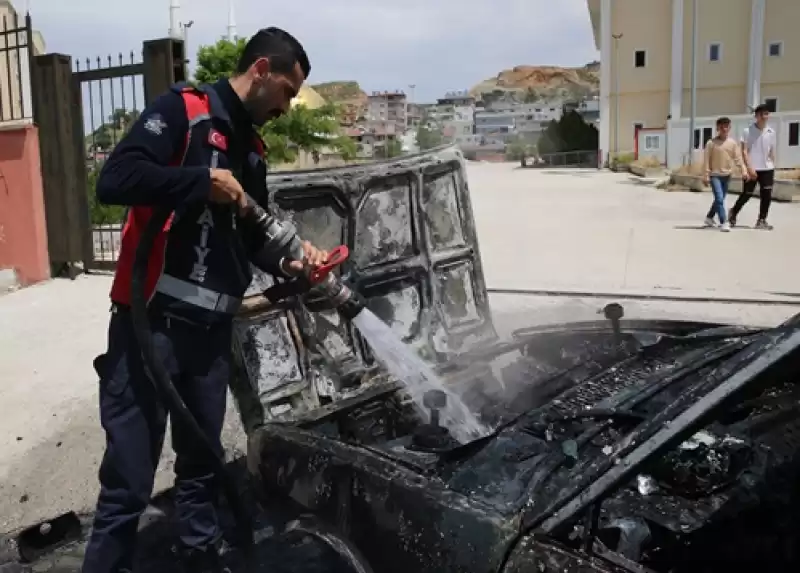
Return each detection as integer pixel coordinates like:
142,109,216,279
232,148,800,573
4,148,800,573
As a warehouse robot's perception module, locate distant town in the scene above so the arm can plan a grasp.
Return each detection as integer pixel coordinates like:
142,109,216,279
317,81,600,162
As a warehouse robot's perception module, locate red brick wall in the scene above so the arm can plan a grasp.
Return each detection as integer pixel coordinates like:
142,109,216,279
0,124,50,285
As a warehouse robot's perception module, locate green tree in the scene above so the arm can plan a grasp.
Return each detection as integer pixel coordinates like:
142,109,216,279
87,164,126,225
195,38,248,84
90,125,114,150
416,115,443,151
109,108,140,130
194,38,353,165
505,137,535,161
537,111,598,155
375,138,403,159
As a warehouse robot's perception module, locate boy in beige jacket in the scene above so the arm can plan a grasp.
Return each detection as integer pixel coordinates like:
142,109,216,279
703,116,748,232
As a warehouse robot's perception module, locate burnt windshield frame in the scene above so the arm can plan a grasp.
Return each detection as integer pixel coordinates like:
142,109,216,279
531,326,800,535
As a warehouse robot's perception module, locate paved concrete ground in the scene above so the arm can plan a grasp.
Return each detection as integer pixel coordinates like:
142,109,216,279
468,164,800,299
1,163,799,535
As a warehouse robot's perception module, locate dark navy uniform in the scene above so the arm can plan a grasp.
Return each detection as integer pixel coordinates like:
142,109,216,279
83,79,277,573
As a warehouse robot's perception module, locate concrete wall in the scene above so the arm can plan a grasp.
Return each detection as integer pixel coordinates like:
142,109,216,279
762,0,800,110
636,127,667,164
680,0,751,112
0,124,50,285
591,0,800,163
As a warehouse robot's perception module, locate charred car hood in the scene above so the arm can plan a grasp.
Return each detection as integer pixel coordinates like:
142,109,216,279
249,315,800,572
230,145,496,434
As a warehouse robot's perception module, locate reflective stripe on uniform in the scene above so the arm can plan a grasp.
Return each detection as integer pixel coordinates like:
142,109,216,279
155,274,241,314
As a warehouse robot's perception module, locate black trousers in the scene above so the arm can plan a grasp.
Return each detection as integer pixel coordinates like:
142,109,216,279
82,306,232,573
730,169,774,221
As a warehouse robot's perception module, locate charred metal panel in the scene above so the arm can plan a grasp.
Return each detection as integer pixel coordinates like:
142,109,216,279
249,426,517,573
503,538,623,572
232,146,496,426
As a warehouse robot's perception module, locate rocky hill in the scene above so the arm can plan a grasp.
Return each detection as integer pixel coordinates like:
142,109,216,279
311,81,367,102
470,62,599,102
310,81,368,124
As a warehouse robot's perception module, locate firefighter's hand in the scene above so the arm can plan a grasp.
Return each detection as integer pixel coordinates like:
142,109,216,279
208,169,247,209
282,241,329,274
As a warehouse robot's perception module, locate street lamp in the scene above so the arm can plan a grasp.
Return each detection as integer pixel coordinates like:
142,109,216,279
182,20,194,68
612,33,623,161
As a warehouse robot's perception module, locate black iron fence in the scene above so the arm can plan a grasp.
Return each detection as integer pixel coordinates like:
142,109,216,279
75,52,145,269
0,11,35,122
521,149,600,169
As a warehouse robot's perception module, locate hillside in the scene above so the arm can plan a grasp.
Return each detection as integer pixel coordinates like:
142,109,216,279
470,62,599,102
310,81,368,124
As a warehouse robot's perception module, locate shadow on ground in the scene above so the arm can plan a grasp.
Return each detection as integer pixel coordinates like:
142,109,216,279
673,225,755,230
0,461,348,572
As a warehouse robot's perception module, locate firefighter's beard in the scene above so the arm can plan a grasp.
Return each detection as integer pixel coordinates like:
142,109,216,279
243,80,281,127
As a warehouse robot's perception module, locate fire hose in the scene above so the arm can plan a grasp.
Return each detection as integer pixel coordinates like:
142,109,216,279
130,196,365,557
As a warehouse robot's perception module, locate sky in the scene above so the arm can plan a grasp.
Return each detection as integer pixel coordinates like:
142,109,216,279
27,0,598,103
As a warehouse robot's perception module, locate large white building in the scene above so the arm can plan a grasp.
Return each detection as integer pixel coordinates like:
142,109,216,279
588,0,800,168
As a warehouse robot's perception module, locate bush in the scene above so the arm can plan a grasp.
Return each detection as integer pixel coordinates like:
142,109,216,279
632,156,662,169
87,165,126,225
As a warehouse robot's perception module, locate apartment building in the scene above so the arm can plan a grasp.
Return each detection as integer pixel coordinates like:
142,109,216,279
346,121,399,158
427,90,476,139
367,90,407,134
588,0,800,165
474,101,563,143
0,1,46,123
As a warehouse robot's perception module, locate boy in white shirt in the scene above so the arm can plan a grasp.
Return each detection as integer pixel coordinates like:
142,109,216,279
729,104,776,230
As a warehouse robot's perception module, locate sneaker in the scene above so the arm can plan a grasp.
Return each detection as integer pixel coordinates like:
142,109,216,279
720,222,731,232
729,214,737,227
755,219,773,230
704,217,716,228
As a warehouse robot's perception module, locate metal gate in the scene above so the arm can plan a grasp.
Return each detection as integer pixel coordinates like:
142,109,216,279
75,53,146,270
32,33,185,275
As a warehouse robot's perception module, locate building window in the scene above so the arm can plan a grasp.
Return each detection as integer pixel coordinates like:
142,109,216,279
768,42,782,57
764,98,778,112
693,127,713,150
789,122,799,147
708,43,721,62
634,50,647,68
644,135,660,151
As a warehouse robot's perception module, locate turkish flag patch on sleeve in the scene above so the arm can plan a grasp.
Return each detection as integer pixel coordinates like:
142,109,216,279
208,129,228,151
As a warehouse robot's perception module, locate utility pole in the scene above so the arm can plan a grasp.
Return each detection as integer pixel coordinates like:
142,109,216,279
407,84,416,131
688,0,698,165
612,33,623,160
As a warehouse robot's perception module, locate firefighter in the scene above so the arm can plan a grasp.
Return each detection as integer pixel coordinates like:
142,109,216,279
82,28,326,573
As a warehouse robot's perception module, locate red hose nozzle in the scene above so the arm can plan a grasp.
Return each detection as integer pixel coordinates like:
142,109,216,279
308,245,349,284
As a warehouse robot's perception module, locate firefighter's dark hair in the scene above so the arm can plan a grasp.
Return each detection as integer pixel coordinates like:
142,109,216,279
236,27,310,79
